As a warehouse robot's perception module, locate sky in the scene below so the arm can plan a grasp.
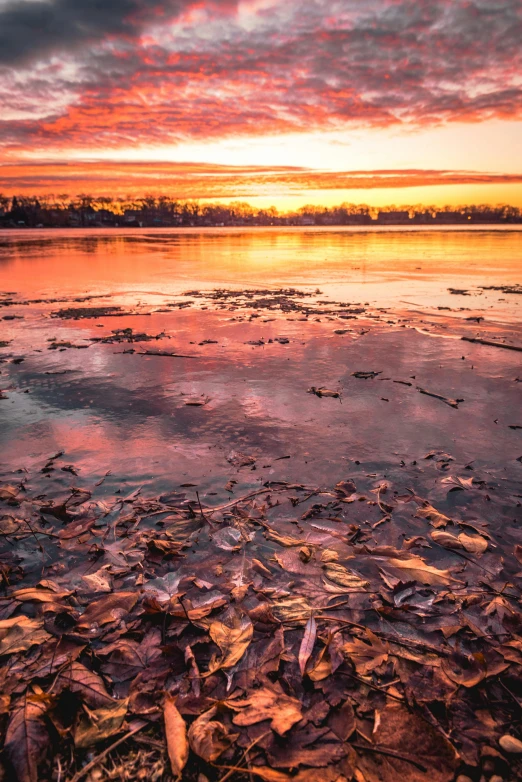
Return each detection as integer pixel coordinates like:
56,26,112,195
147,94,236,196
1,0,521,209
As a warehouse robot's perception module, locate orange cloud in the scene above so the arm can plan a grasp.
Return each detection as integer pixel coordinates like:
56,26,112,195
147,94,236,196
1,160,522,199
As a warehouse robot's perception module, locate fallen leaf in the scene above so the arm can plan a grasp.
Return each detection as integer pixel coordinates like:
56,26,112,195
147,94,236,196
74,698,128,748
226,685,302,735
343,629,389,675
430,530,463,550
0,616,50,655
442,651,487,688
379,554,459,585
357,703,458,782
323,562,369,590
499,734,522,754
81,565,113,593
10,587,70,603
76,591,139,630
206,612,253,675
416,504,452,528
458,532,488,554
307,386,340,398
441,476,474,491
188,706,238,762
143,572,183,604
328,701,356,741
164,695,188,778
5,691,50,782
299,614,317,676
57,662,114,707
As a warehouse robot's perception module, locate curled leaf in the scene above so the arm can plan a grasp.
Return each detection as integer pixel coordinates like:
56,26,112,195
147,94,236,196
299,614,317,676
188,706,238,762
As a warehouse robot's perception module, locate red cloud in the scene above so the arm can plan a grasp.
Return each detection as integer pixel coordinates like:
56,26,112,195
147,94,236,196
0,1,521,153
1,160,521,199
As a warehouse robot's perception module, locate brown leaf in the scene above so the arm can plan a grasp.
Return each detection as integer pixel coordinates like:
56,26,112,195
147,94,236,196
379,553,459,585
357,703,458,782
265,528,304,547
205,612,253,675
307,387,340,398
73,698,128,748
5,691,50,782
416,504,452,528
10,587,70,603
240,769,289,782
322,562,369,590
430,530,463,549
0,616,50,655
499,734,522,754
299,614,317,676
343,629,389,675
328,701,356,741
441,651,487,688
226,685,302,735
458,532,488,554
81,566,113,593
271,596,314,625
164,695,188,778
76,591,138,631
57,662,114,707
188,706,238,762
441,476,474,491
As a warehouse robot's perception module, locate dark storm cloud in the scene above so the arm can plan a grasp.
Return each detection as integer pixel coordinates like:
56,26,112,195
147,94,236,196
0,0,235,66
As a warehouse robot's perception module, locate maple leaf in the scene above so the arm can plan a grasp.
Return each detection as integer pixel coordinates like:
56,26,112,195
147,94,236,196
342,629,389,675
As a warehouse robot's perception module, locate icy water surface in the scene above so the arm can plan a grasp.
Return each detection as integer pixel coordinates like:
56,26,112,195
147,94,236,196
0,226,521,502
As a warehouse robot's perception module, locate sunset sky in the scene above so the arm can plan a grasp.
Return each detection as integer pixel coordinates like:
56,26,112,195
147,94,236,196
1,0,522,209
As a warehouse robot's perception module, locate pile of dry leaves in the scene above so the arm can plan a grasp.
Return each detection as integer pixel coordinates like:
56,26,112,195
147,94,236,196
0,459,521,782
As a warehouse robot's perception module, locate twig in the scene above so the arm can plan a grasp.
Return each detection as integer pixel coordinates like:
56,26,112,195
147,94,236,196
217,731,271,782
68,722,146,782
196,490,213,526
351,742,427,772
137,350,199,358
462,336,522,352
337,670,405,703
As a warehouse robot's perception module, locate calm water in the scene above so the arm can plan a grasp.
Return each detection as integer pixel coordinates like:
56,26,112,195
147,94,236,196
0,226,520,507
1,226,521,318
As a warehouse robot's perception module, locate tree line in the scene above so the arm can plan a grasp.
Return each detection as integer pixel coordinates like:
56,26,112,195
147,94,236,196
1,193,521,227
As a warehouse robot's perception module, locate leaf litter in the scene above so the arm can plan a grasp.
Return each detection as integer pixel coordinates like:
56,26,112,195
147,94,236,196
0,457,521,782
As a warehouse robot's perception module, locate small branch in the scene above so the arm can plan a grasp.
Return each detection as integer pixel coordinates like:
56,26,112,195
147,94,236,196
351,742,427,772
68,722,146,782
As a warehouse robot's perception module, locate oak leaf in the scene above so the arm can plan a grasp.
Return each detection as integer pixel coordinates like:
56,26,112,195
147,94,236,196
226,685,302,735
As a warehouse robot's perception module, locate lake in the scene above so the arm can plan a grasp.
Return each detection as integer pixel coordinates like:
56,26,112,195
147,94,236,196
0,226,520,501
